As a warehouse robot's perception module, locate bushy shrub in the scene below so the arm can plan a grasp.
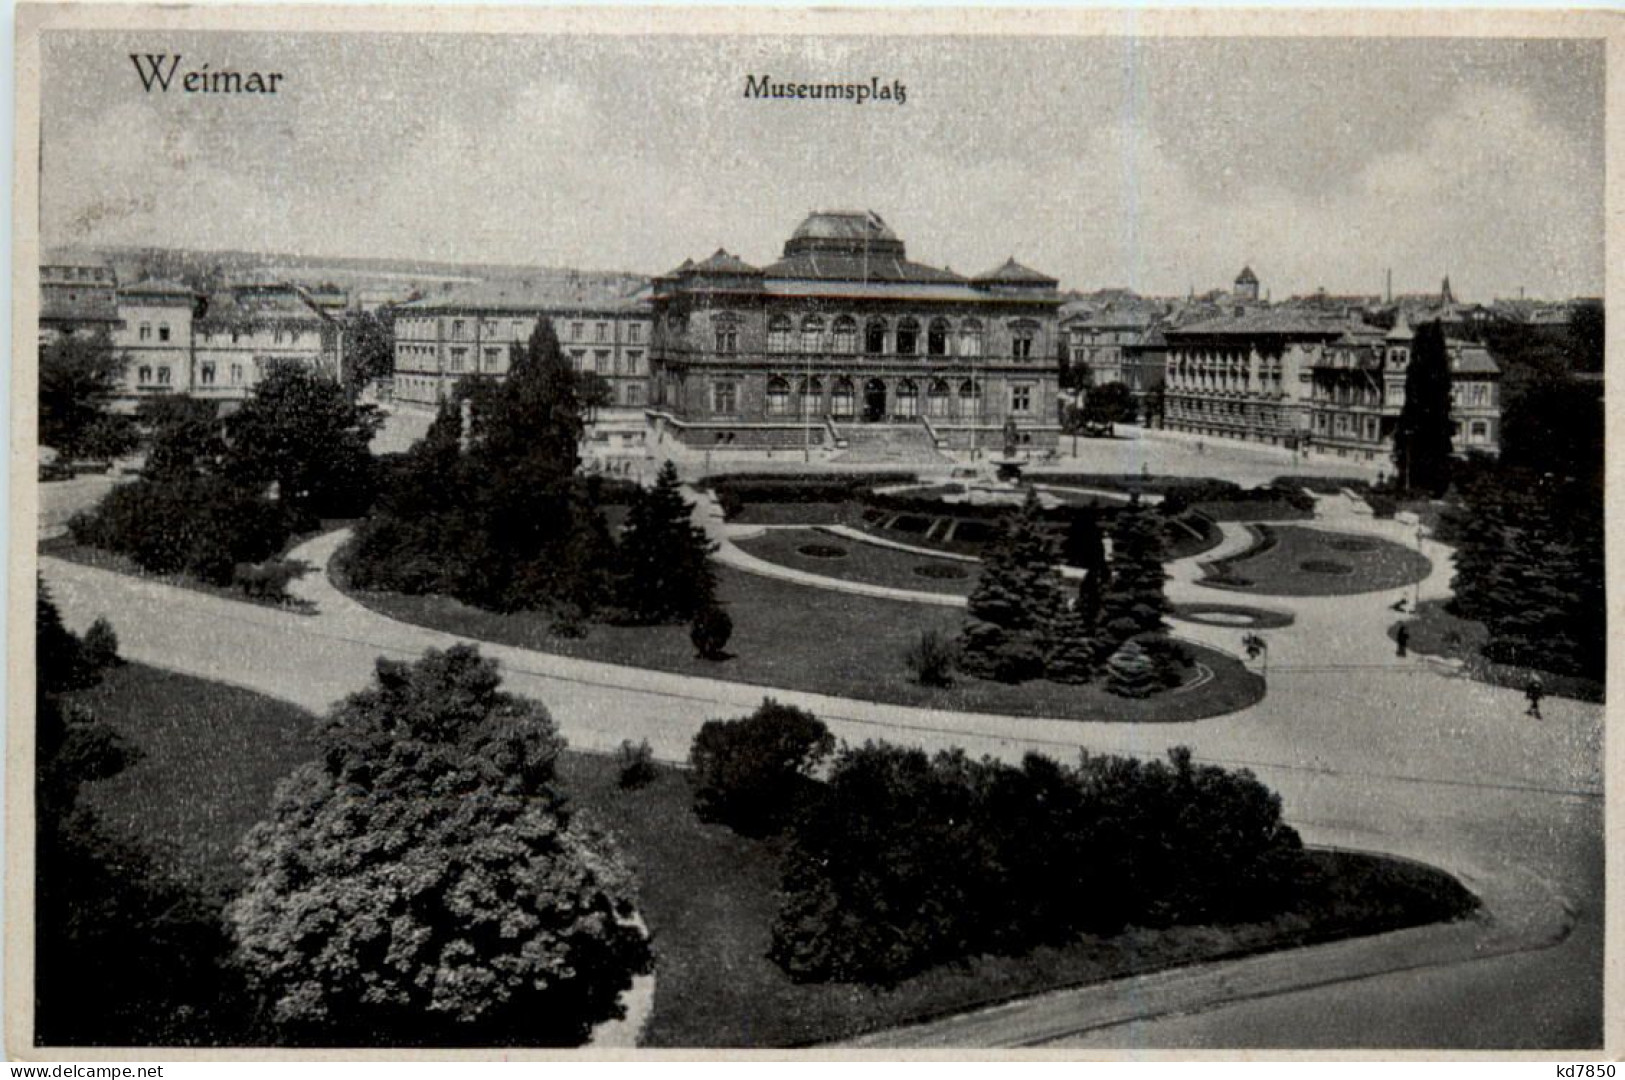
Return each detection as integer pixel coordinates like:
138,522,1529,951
70,476,290,585
688,699,834,835
80,617,122,670
616,739,658,790
770,743,1307,985
903,629,957,687
1366,492,1399,519
690,605,733,660
232,559,305,603
1135,633,1194,688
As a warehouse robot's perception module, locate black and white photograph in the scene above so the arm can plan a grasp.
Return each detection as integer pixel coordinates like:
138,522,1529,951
11,6,1614,1060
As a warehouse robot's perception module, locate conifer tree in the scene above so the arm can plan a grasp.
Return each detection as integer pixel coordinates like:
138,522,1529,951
1098,505,1171,654
1063,507,1108,627
616,461,717,624
958,489,1068,683
1394,320,1456,496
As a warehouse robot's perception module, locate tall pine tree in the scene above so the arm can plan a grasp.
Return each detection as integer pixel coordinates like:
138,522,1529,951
1394,320,1456,496
1098,505,1170,655
615,461,717,624
958,490,1068,683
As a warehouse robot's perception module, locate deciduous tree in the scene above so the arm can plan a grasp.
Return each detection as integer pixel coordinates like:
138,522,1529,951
230,645,650,1046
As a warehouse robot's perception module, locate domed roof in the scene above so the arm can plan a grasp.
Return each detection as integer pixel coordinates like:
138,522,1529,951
783,210,907,260
790,210,899,244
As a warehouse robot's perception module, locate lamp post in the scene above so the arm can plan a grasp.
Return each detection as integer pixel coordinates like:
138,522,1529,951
1413,520,1425,611
804,345,813,464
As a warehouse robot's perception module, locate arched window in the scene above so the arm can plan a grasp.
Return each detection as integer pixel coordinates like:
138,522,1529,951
895,318,920,356
800,315,824,354
831,377,855,418
927,319,950,356
713,313,739,353
832,316,857,354
797,375,824,413
768,315,793,353
766,376,791,416
865,319,887,355
958,379,981,416
959,320,983,358
896,378,919,417
928,378,951,417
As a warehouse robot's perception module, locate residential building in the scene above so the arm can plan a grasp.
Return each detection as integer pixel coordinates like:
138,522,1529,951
1162,310,1349,447
191,282,344,403
114,278,202,400
39,251,120,344
392,279,654,413
648,210,1063,450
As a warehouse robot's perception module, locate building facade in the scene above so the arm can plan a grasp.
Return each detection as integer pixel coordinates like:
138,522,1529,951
1167,312,1500,463
392,281,654,412
39,252,120,344
191,283,344,403
113,279,203,400
648,211,1063,450
1162,312,1347,447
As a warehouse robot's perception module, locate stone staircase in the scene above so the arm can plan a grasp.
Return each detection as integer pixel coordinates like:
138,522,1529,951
831,422,948,464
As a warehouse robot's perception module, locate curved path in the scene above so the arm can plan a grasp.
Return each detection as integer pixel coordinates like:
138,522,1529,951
38,491,1603,1050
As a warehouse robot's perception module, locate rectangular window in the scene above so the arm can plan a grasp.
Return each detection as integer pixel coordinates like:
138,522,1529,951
157,366,172,385
1011,385,1032,414
714,325,737,353
483,348,501,372
570,349,586,371
713,381,738,414
572,322,584,341
628,324,642,344
452,320,466,340
449,347,468,373
139,323,152,341
158,324,171,342
1012,327,1035,360
626,350,643,374
231,363,244,385
624,384,643,406
595,350,610,374
596,323,609,343
199,363,215,385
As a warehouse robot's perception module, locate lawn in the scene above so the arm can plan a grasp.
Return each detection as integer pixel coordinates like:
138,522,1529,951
340,557,1265,724
1392,600,1605,704
1199,525,1431,597
63,664,1479,1050
73,663,325,901
732,527,976,596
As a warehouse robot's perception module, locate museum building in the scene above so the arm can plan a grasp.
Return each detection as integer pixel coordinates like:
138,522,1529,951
647,211,1064,451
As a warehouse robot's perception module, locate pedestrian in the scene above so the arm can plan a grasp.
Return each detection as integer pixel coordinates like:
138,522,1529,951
1395,625,1409,658
1526,675,1545,720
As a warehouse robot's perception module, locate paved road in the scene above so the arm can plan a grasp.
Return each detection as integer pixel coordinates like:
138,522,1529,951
39,494,1604,1050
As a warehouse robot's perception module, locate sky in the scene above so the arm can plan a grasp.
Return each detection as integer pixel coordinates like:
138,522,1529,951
40,32,1606,300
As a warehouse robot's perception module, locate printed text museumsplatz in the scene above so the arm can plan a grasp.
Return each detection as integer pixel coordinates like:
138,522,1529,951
744,75,907,105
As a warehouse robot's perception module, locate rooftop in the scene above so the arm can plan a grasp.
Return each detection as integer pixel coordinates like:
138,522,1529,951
400,277,649,315
975,258,1059,287
1168,309,1357,338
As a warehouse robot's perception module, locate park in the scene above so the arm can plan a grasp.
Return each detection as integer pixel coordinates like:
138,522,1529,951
32,333,1604,1050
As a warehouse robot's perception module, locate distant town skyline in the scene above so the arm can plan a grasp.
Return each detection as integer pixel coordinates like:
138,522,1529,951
40,32,1604,300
